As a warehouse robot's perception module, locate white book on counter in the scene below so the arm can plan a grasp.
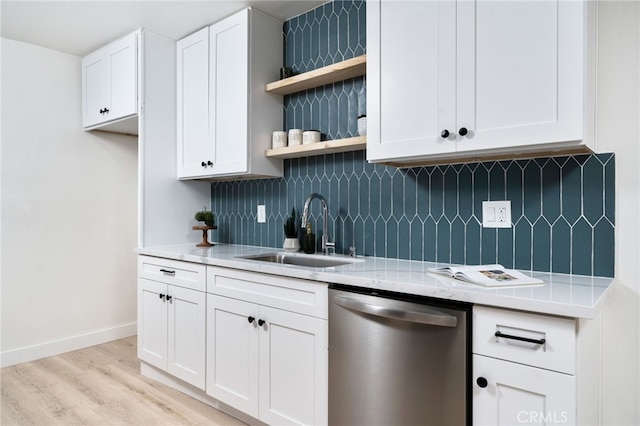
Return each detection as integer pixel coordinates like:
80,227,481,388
427,264,544,287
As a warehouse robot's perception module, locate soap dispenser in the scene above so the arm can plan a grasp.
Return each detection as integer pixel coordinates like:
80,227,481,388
303,222,316,254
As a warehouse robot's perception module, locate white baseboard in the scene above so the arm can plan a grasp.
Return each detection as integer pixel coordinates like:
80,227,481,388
0,322,137,368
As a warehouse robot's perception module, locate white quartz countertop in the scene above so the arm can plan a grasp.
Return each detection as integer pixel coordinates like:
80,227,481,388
136,243,614,319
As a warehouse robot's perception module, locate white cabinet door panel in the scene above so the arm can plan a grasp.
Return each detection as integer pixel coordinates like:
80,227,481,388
210,10,249,175
458,0,584,152
259,306,328,426
473,355,576,426
177,27,212,178
82,50,107,127
206,294,260,418
137,279,168,370
106,32,137,121
368,0,456,162
167,285,206,390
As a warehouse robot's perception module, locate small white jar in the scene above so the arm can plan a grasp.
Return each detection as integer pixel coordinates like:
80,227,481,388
272,131,287,149
288,129,303,146
303,130,321,144
357,115,367,136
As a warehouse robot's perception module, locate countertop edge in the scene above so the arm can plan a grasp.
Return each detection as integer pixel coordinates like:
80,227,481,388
135,244,614,320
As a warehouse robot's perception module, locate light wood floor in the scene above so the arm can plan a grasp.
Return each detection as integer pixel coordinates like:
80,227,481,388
1,336,246,426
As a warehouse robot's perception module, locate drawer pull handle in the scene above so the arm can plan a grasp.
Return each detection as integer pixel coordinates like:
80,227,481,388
495,331,546,345
159,269,175,275
258,319,266,326
476,377,488,388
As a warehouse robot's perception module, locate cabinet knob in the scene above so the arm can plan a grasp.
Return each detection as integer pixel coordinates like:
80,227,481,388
247,316,255,324
159,293,165,300
207,161,213,166
441,129,450,139
476,377,488,388
459,127,468,136
166,295,172,302
258,319,266,326
201,162,207,168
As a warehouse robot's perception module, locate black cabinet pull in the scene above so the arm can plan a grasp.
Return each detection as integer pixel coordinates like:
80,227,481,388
103,108,109,114
99,108,105,114
248,316,255,324
258,319,265,326
159,269,175,275
459,127,468,136
495,331,546,345
166,295,172,302
159,293,165,300
476,377,488,388
207,161,213,166
441,129,450,138
201,161,207,167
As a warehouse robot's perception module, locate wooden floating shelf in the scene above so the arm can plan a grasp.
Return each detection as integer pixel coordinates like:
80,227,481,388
265,55,366,96
265,136,366,159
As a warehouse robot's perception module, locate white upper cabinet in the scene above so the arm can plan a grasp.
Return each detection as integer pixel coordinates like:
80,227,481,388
367,0,595,165
82,31,138,133
176,8,283,180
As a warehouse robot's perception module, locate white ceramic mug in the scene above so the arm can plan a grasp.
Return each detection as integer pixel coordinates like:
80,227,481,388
288,129,303,146
272,131,287,149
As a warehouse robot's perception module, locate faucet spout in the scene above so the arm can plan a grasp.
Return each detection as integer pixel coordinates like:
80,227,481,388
300,193,334,255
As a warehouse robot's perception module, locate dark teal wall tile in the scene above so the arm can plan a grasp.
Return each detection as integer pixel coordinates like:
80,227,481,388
209,0,615,277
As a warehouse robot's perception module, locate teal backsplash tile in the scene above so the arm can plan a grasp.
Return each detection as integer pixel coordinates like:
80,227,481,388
209,0,615,276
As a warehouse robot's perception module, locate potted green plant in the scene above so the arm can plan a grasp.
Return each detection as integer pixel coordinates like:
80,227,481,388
283,207,300,252
194,209,215,227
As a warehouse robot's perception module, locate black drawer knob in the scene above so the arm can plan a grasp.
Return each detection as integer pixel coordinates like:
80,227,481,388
459,127,468,136
258,319,265,326
476,377,488,388
248,316,255,324
441,129,450,138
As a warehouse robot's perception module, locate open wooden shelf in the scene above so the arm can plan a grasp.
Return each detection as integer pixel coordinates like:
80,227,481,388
265,55,366,95
265,136,366,159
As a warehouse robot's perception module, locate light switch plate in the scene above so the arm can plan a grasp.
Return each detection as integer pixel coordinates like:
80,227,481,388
257,205,266,223
482,200,512,228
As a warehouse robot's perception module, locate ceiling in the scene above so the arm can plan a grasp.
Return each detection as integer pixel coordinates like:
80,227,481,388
1,1,327,57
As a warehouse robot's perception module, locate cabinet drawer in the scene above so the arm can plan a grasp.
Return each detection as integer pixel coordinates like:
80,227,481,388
207,266,328,319
138,256,205,292
473,306,576,374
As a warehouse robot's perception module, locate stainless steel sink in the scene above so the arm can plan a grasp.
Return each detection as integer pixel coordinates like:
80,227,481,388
238,253,362,268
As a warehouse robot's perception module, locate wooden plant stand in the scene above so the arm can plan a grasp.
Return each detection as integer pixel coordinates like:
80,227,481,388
192,225,217,247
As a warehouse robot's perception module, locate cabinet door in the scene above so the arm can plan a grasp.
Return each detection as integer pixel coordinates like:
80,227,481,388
259,306,328,426
82,49,107,127
473,355,576,426
167,285,206,390
209,9,249,175
367,0,456,162
177,27,213,179
105,32,137,122
137,278,168,370
456,0,584,152
206,294,260,418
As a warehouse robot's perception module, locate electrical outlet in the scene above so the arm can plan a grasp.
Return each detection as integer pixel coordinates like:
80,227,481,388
482,201,511,228
257,205,266,223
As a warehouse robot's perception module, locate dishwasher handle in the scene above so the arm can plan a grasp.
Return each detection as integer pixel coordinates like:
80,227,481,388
334,295,458,327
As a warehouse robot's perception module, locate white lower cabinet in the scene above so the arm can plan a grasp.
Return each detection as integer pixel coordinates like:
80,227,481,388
473,306,577,425
206,267,328,426
137,257,206,390
473,355,575,425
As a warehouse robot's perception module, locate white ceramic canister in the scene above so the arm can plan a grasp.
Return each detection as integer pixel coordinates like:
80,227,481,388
288,129,303,146
303,130,321,144
357,115,367,136
272,131,287,149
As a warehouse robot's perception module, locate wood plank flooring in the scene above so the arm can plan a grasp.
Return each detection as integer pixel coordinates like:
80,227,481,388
1,336,246,426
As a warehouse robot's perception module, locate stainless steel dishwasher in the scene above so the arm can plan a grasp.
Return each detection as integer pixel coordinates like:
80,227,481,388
329,285,471,426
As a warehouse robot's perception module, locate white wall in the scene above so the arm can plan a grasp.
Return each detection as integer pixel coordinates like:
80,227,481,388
597,2,640,424
1,38,138,366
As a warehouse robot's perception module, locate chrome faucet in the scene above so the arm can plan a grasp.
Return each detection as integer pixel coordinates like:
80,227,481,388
300,193,335,255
